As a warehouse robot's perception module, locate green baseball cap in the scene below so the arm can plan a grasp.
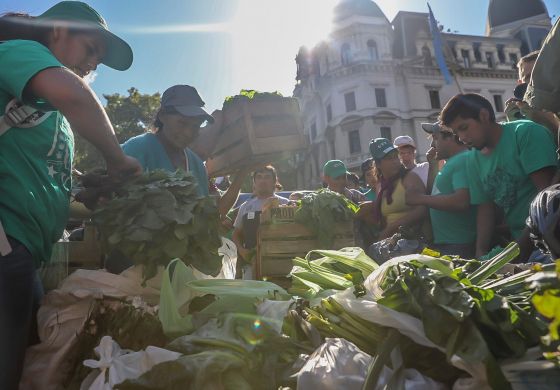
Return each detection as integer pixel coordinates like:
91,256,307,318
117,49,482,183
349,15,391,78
369,138,396,160
37,1,133,71
323,160,348,179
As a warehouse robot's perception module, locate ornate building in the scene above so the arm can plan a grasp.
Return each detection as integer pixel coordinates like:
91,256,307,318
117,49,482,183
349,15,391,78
292,0,551,188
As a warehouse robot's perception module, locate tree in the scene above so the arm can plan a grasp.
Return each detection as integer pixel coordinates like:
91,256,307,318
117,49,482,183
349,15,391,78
73,87,161,172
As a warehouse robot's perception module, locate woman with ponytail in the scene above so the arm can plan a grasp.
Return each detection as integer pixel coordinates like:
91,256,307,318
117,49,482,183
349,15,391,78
0,3,141,388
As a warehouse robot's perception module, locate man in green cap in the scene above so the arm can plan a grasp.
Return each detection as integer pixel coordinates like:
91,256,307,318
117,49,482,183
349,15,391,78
323,160,366,203
0,3,139,387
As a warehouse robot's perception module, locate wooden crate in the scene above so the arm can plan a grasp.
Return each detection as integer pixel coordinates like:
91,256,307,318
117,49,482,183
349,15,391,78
255,208,355,284
206,96,308,177
41,223,103,290
67,223,103,273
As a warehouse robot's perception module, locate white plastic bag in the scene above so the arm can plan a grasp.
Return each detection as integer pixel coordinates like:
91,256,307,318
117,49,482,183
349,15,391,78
296,338,446,390
80,336,181,390
191,237,237,280
332,288,488,385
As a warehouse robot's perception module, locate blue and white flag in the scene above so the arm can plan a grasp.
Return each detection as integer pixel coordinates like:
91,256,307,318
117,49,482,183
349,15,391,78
427,3,452,84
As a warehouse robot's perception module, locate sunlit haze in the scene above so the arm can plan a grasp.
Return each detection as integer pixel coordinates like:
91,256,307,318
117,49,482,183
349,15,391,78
5,0,560,111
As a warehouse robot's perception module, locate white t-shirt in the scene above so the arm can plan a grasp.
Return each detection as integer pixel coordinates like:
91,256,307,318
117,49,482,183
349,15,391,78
412,162,429,188
233,194,289,229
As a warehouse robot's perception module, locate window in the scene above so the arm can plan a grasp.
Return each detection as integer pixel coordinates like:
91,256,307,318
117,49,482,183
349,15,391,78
509,53,518,64
348,130,361,154
422,46,433,66
375,88,387,108
341,43,351,65
486,52,494,68
344,92,356,112
473,43,482,62
493,95,504,112
326,104,332,122
497,44,506,63
367,40,378,61
429,90,441,109
380,127,392,140
310,122,317,140
461,49,470,68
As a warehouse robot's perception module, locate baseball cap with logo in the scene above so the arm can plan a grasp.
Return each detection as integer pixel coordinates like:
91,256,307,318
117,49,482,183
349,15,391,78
369,138,396,160
37,1,133,71
393,135,416,148
161,85,214,123
323,160,349,179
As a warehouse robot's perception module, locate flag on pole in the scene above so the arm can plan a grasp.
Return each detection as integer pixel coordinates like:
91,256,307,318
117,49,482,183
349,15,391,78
427,3,452,84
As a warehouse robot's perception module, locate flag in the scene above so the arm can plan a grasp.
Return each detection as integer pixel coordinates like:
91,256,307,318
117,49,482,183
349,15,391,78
427,3,452,84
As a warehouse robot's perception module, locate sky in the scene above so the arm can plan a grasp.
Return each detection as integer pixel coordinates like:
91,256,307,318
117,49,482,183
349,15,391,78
4,0,560,112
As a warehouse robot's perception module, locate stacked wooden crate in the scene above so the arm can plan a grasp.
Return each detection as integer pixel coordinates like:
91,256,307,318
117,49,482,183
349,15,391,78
206,96,308,177
256,206,355,287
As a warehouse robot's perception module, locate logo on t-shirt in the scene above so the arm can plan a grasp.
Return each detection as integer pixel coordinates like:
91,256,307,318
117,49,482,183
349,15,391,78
5,98,52,128
482,168,518,211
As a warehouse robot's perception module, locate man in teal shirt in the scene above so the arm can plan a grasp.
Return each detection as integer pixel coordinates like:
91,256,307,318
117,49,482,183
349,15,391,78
440,93,557,260
406,122,476,258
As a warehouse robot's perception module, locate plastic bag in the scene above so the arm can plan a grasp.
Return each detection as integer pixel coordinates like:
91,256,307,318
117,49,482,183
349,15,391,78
332,288,488,385
80,336,181,390
158,259,198,337
191,237,237,280
296,338,445,390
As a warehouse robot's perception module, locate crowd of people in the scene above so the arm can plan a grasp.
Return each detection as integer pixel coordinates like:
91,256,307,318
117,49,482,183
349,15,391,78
1,1,560,388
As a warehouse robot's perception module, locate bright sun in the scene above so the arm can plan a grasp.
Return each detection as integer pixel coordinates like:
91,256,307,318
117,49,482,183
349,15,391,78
227,0,338,96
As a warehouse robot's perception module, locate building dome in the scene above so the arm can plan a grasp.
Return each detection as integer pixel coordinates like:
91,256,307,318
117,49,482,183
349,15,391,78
487,0,548,30
333,0,386,22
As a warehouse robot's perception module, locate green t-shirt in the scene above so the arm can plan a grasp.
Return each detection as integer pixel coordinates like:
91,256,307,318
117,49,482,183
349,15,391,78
466,120,556,238
430,151,476,244
363,188,377,201
0,40,73,266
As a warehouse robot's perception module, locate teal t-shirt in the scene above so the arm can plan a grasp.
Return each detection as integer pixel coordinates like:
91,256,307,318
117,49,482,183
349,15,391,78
466,120,557,238
430,151,476,244
0,40,74,266
364,188,377,201
122,133,209,197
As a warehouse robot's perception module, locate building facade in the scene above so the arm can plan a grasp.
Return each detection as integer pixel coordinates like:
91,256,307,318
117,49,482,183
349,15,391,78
292,0,551,189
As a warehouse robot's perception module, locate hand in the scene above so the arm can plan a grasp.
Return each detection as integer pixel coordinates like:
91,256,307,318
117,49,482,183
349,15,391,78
505,98,523,121
356,201,378,224
106,154,142,182
515,101,560,133
426,147,437,163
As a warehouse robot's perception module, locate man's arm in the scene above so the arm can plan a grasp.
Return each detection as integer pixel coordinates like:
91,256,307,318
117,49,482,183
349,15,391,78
515,167,554,262
425,147,439,194
475,202,495,258
529,166,556,191
406,188,470,212
217,169,250,219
